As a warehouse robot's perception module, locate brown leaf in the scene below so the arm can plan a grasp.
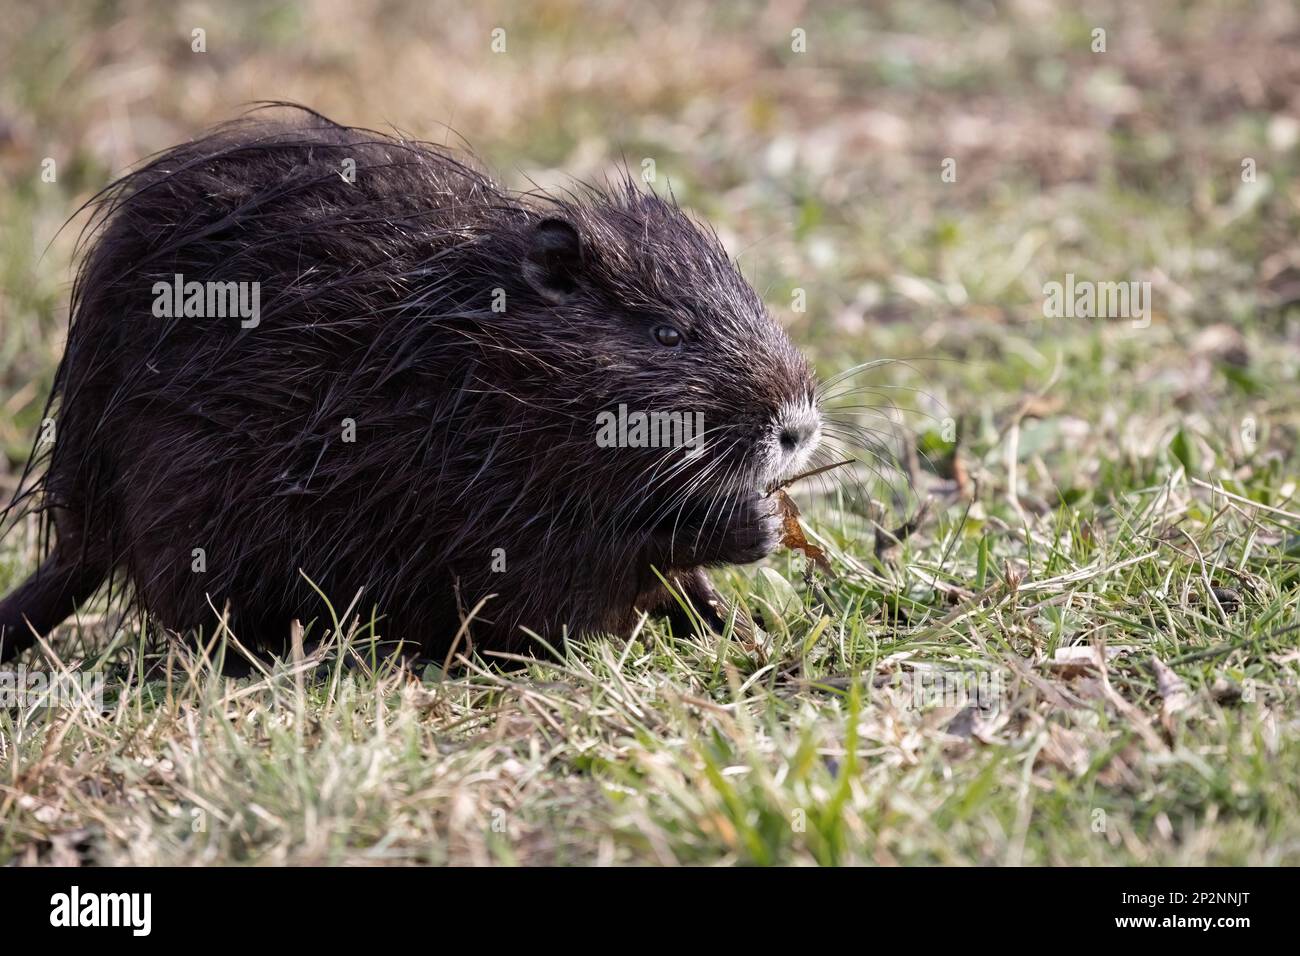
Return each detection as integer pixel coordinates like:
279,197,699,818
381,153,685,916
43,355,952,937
771,488,834,576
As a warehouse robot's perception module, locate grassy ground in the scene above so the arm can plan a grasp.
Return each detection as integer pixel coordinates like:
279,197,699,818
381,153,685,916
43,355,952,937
1,0,1299,864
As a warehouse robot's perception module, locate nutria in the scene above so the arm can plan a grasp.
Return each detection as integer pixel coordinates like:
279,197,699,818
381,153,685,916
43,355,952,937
0,104,826,665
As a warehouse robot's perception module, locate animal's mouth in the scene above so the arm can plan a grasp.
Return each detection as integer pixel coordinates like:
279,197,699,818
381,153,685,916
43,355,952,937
643,406,823,567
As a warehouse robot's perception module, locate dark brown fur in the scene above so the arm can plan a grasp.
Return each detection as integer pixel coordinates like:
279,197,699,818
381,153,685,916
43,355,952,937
0,105,824,664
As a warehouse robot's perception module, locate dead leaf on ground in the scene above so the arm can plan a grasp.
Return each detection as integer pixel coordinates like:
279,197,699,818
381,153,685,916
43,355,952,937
1188,586,1243,613
1151,655,1190,736
1210,678,1243,704
1044,644,1133,678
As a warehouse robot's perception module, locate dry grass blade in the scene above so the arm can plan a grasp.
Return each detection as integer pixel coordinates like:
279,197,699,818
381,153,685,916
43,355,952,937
765,458,855,495
874,499,932,559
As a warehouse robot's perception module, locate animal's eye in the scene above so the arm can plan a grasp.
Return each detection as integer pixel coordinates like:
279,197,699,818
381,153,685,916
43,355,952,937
652,324,682,347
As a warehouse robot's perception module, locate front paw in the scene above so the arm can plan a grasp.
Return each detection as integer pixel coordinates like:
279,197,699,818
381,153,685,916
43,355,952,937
713,491,781,564
651,490,782,566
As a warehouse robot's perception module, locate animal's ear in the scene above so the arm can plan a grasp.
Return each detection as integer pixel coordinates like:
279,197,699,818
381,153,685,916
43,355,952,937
523,218,583,302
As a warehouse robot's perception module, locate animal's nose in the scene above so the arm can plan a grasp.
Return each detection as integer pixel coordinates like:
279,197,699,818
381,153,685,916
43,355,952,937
776,404,821,453
779,424,811,452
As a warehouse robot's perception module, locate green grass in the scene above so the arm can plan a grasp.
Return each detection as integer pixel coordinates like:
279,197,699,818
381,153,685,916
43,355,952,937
1,0,1299,865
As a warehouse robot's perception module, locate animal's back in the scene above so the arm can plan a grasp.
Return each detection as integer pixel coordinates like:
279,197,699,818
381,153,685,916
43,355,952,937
35,113,525,651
